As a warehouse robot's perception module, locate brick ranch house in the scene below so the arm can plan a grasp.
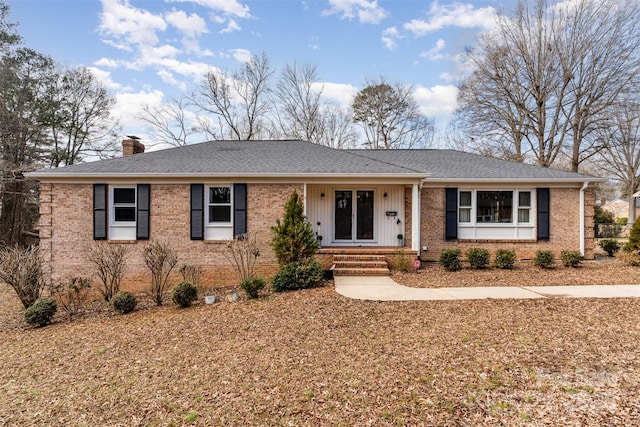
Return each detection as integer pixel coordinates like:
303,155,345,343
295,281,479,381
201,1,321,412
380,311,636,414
28,138,602,292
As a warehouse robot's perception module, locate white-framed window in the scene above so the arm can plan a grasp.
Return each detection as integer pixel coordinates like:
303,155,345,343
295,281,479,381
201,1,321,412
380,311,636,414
518,191,532,223
110,186,136,239
205,185,233,239
457,189,534,239
459,191,472,223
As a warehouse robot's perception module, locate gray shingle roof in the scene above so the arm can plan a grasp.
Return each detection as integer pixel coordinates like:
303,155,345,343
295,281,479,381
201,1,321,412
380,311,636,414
346,149,596,181
30,140,597,182
31,140,421,177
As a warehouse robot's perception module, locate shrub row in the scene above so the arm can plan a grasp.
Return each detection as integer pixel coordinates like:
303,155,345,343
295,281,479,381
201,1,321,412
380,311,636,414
439,248,516,271
439,248,584,271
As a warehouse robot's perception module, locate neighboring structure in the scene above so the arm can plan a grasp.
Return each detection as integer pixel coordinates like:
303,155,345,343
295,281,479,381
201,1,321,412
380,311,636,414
28,139,602,291
601,198,640,221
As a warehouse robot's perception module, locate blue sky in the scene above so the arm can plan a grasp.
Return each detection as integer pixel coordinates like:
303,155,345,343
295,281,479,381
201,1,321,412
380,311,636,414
7,0,510,144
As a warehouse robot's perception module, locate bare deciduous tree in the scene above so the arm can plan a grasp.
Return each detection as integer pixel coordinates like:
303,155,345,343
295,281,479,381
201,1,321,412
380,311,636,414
46,67,120,167
88,241,128,302
0,245,44,309
597,102,640,223
192,53,273,140
139,96,198,147
455,0,640,171
142,239,178,306
352,77,433,149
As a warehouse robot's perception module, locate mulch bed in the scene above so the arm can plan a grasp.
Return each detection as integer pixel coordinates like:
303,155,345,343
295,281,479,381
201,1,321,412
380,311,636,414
1,260,640,426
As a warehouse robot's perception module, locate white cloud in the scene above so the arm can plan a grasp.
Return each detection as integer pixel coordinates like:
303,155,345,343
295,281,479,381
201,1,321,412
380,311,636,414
219,19,241,34
113,89,165,129
413,84,458,118
94,57,119,68
323,0,388,24
420,38,446,61
231,48,252,63
86,67,125,91
403,1,496,36
313,82,359,109
99,0,167,49
167,0,251,19
165,9,208,38
381,26,401,50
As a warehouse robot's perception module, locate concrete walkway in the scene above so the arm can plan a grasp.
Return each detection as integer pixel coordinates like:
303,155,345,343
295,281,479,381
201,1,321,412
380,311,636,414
334,276,640,301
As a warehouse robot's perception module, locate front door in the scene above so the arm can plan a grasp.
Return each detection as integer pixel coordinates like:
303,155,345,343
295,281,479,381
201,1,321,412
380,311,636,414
335,190,374,241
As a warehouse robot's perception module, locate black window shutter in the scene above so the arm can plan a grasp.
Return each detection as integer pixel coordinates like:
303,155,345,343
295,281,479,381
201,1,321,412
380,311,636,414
136,184,150,240
191,184,204,240
537,188,550,240
93,184,108,240
233,183,247,237
445,188,458,240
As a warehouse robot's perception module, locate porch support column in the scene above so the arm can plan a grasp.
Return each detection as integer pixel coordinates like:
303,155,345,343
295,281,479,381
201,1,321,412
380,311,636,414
412,183,420,253
303,183,307,216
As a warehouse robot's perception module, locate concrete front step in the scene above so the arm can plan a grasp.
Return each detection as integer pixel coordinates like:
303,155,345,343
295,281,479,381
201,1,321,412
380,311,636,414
332,254,390,276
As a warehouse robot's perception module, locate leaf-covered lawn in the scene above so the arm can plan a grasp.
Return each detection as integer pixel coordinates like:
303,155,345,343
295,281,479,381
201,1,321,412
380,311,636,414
1,260,640,426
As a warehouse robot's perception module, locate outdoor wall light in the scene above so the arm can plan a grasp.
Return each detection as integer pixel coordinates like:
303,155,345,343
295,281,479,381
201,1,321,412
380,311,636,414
320,192,325,200
383,192,388,199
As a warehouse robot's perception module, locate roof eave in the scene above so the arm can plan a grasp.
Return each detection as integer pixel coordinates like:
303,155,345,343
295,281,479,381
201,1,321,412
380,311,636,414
424,177,606,183
27,171,430,180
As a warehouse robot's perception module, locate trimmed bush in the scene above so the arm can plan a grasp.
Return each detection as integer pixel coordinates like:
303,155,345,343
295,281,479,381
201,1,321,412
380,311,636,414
271,191,319,265
272,259,324,292
560,250,584,268
171,281,198,307
599,239,621,257
439,249,462,272
110,291,137,314
240,276,265,299
494,249,516,269
24,297,57,327
533,250,555,268
466,248,490,269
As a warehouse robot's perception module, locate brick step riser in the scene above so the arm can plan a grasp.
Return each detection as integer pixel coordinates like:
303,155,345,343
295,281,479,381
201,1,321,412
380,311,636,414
333,268,390,276
334,262,388,269
333,255,387,262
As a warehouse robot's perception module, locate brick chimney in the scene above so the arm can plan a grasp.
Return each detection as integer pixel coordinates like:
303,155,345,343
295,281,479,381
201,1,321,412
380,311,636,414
122,136,145,156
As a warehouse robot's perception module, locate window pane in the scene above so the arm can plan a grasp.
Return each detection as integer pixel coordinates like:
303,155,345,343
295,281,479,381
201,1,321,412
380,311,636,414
519,191,531,207
459,208,471,223
518,208,530,223
113,188,136,204
114,207,136,222
209,206,231,223
459,191,471,207
210,187,231,204
477,191,513,223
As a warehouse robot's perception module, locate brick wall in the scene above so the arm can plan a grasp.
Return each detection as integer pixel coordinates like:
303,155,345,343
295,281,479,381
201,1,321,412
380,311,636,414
420,186,595,261
39,182,301,293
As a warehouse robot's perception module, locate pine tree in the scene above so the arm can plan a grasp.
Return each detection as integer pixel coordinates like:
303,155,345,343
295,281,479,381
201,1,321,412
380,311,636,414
270,191,319,265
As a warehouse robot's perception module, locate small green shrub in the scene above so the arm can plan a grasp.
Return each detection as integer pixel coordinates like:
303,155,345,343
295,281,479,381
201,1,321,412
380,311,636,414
560,250,584,268
272,259,324,292
494,249,516,269
628,217,640,251
110,291,137,314
599,239,621,257
24,297,57,327
533,250,555,268
240,276,265,299
171,281,198,307
466,248,490,269
439,249,462,271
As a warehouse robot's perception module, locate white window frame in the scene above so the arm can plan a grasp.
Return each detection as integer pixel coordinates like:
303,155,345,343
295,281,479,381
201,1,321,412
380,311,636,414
205,185,233,240
457,189,535,240
109,185,137,240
